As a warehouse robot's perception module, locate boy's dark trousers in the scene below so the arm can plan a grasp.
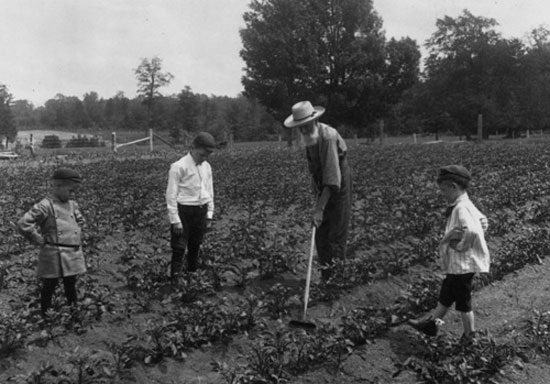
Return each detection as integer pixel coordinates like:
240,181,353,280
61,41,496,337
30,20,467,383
41,275,77,314
170,204,208,279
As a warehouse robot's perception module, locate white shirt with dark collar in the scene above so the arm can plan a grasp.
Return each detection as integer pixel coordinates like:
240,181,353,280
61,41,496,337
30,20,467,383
166,153,214,224
440,193,490,274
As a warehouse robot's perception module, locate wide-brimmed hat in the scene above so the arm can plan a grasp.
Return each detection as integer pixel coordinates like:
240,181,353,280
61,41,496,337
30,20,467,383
284,101,325,128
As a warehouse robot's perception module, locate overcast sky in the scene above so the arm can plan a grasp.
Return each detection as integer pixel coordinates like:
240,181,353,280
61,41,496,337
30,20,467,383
0,0,548,107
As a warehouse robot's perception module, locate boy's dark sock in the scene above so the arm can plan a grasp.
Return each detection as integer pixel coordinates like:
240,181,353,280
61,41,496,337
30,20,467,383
41,278,59,314
63,275,77,305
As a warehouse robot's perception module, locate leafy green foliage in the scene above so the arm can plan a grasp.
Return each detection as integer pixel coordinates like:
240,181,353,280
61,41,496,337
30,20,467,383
4,141,550,383
395,332,516,384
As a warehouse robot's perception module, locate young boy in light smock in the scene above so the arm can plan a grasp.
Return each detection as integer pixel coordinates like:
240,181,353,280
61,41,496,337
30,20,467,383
408,165,489,342
18,168,87,315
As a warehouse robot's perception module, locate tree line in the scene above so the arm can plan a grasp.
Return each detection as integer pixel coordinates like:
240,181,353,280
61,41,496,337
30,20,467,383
1,1,550,148
3,86,280,145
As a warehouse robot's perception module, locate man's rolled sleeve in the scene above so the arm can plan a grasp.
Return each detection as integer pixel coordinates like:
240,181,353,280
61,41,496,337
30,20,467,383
321,138,342,191
205,163,214,219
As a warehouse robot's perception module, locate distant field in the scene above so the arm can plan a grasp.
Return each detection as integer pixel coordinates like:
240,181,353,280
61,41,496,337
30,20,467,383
9,128,550,160
16,129,96,144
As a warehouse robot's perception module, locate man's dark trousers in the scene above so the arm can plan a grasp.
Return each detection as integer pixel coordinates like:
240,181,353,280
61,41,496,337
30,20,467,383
316,157,352,281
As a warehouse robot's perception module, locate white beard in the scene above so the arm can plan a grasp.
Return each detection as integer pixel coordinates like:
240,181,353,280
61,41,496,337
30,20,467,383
302,128,319,146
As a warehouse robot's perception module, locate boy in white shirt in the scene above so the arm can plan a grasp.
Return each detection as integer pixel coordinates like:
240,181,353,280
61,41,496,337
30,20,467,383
408,165,489,342
166,132,217,280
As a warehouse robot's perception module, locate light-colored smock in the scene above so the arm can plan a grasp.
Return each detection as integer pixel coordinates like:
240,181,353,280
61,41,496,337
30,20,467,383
18,197,86,278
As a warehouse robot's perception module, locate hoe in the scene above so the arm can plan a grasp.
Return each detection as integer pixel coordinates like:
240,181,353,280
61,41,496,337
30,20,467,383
289,227,317,330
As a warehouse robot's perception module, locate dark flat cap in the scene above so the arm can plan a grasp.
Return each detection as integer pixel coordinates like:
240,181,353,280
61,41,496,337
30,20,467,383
193,132,218,151
51,168,82,183
437,165,471,187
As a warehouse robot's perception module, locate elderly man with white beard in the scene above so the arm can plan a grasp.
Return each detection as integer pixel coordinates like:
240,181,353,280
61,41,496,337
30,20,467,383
284,101,352,282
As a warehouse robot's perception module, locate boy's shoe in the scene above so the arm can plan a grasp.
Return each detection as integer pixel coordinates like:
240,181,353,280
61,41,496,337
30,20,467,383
407,316,438,337
459,332,476,346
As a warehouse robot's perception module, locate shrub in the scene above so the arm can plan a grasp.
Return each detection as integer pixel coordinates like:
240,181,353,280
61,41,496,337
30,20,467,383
40,135,62,148
66,134,105,148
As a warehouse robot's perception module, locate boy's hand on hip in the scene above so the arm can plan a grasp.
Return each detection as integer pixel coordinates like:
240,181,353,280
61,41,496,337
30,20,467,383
449,226,465,240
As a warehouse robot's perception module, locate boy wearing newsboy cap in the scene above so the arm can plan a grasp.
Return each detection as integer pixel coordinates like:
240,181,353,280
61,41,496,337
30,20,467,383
408,165,489,343
18,167,87,316
166,132,218,280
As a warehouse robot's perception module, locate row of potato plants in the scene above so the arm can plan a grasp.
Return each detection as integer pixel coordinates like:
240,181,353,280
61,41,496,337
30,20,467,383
3,141,550,382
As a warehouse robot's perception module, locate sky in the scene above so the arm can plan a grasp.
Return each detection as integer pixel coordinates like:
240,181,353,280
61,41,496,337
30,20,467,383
0,0,548,107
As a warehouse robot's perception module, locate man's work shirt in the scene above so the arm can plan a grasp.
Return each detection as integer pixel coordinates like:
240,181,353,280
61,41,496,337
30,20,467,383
166,153,214,224
306,123,348,194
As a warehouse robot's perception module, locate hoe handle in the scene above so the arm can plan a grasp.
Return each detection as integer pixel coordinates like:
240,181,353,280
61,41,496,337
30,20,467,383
302,227,316,320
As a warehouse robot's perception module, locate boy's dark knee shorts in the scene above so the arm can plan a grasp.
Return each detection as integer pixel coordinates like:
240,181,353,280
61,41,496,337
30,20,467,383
439,273,475,312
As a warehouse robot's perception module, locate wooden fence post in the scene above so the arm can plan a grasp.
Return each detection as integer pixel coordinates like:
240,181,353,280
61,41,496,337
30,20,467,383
149,129,154,152
112,132,117,153
29,133,35,159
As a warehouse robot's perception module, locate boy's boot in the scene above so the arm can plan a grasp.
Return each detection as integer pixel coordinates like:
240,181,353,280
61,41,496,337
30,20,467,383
408,315,438,336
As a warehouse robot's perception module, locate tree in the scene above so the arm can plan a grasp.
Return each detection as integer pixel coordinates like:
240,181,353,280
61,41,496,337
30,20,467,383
382,37,421,107
11,100,36,129
240,0,411,139
82,91,104,129
519,26,550,132
41,94,88,130
173,86,201,142
104,91,130,130
0,84,16,146
421,9,523,138
134,56,174,130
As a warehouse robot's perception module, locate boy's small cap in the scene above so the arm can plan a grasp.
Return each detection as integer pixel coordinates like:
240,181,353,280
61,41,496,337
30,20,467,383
437,165,471,186
52,168,82,183
439,165,471,180
193,132,218,151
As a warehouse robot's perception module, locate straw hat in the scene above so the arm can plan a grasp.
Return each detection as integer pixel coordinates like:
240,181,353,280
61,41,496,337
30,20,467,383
284,101,325,128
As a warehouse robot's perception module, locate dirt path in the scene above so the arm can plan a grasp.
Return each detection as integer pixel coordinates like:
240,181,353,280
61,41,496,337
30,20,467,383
284,258,550,383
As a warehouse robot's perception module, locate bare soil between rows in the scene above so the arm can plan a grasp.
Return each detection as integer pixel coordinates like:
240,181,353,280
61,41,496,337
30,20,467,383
3,230,550,383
